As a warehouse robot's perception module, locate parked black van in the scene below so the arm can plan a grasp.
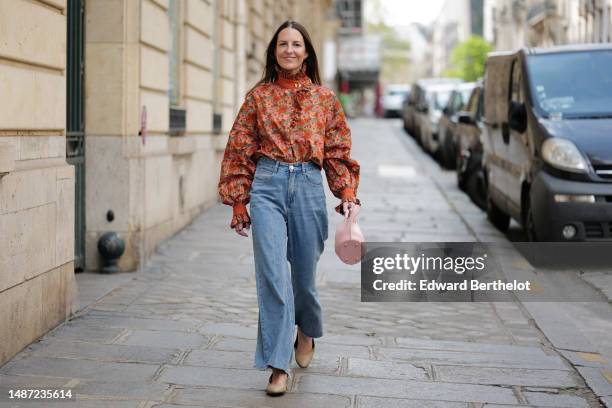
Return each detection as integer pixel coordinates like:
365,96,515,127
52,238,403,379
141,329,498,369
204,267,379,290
483,44,612,241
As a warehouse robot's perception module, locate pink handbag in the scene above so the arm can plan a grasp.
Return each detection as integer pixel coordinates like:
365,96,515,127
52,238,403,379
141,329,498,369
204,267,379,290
335,205,364,265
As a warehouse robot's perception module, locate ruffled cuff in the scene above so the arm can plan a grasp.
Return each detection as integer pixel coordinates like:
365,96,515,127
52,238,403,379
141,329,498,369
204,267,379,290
334,194,362,215
230,203,251,229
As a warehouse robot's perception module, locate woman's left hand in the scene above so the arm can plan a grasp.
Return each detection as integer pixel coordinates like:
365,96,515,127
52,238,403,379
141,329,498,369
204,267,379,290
342,201,360,219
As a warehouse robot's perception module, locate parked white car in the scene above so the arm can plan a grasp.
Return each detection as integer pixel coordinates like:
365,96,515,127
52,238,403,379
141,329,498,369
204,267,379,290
381,84,411,118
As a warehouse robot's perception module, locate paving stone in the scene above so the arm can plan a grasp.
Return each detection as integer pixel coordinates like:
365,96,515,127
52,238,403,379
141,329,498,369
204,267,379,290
73,380,170,400
312,343,372,360
356,396,467,408
346,358,428,380
558,350,610,369
480,405,539,408
211,337,257,352
296,374,518,404
433,365,580,387
580,272,612,302
171,386,352,407
377,347,568,370
116,329,207,349
29,340,181,364
576,366,612,397
523,391,590,407
0,373,70,388
183,349,256,370
211,337,372,359
183,348,341,375
1,356,159,382
42,325,125,344
319,333,385,346
392,338,546,356
0,401,144,408
521,303,596,354
157,366,271,390
198,323,257,339
79,315,199,332
291,355,343,375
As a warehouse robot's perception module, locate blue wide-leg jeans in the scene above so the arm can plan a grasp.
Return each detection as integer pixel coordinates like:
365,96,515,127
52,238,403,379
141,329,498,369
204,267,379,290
250,156,329,373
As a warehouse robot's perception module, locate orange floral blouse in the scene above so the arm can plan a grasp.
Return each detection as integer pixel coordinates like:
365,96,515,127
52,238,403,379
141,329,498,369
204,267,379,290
218,69,360,227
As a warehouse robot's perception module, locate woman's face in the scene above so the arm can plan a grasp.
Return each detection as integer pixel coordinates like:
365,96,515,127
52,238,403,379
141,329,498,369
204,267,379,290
275,27,309,74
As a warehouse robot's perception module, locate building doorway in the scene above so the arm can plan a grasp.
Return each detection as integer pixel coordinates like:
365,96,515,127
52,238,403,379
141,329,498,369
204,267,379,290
66,0,86,271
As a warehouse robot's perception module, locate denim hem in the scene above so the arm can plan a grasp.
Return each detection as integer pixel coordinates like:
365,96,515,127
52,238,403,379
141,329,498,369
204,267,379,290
296,325,323,339
254,362,291,373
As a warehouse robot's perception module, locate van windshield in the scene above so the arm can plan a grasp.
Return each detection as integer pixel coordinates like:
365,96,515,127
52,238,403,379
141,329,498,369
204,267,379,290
527,51,612,118
429,90,452,110
387,89,409,97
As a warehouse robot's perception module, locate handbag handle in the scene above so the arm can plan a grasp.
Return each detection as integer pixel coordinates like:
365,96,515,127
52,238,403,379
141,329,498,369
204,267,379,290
345,203,360,224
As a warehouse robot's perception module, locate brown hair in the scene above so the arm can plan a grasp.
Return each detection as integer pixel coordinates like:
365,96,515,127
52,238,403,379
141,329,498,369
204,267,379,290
248,20,321,94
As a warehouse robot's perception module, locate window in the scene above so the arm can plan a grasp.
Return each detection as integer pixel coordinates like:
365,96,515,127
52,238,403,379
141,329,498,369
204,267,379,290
168,0,186,134
510,59,523,104
450,92,462,113
527,51,612,117
476,89,484,120
467,89,479,116
168,0,181,107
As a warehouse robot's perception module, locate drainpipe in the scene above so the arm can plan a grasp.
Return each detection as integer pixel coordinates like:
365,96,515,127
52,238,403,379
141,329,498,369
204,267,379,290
212,0,221,134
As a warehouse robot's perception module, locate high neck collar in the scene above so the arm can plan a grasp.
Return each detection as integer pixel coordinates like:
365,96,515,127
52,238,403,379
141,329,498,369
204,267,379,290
275,69,312,90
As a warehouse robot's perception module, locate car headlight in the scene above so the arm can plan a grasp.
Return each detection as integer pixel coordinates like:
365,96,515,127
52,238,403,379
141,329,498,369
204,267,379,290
541,138,588,173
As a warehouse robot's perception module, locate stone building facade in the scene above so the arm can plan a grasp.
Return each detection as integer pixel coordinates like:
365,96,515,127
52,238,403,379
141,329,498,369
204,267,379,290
431,0,484,76
1,0,337,366
0,0,77,366
484,0,612,50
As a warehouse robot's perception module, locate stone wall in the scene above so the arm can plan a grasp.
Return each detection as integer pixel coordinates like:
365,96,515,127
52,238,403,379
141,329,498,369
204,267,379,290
0,0,78,366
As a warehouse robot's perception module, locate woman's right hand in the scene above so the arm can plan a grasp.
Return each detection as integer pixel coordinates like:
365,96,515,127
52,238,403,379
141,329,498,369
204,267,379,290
230,209,251,237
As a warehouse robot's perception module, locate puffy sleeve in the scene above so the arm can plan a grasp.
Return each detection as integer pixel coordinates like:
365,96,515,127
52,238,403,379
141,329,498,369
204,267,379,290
322,92,361,214
218,91,259,215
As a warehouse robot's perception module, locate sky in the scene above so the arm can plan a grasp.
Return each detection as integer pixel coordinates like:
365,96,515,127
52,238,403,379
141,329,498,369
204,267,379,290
365,0,447,27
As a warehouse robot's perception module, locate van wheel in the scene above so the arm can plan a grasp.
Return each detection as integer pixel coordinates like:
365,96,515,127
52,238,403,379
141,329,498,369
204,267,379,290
456,156,467,191
457,170,467,192
441,131,456,169
468,171,487,210
525,203,538,242
487,194,510,232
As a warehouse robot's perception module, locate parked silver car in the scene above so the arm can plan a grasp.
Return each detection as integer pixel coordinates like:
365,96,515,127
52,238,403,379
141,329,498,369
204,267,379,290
404,78,462,143
416,81,464,155
437,82,478,168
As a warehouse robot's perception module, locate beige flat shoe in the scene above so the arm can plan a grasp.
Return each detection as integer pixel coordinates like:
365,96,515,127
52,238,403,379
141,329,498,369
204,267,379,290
294,335,315,368
265,372,288,396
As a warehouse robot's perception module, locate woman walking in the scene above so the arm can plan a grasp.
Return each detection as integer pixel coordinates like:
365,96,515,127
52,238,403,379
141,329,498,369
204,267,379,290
218,20,361,396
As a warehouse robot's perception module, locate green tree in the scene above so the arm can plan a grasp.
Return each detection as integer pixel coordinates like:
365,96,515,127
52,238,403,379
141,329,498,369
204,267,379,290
444,36,492,82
